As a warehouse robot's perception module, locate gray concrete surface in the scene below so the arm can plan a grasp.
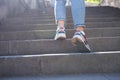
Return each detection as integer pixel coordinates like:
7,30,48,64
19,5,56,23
1,0,120,21
0,0,47,21
0,28,120,41
0,51,120,76
0,73,120,80
0,37,120,55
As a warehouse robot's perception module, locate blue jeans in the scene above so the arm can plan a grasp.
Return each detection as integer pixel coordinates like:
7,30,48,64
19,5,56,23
55,0,85,28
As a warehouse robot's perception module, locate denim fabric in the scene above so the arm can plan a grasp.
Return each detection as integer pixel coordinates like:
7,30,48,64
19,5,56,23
55,0,85,28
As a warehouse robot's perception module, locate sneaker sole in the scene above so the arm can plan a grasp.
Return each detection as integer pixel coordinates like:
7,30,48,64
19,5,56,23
71,37,91,52
54,33,66,40
55,36,66,40
71,37,82,46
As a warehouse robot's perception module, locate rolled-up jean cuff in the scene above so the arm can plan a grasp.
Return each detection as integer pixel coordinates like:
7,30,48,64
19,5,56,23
55,19,66,24
74,24,86,28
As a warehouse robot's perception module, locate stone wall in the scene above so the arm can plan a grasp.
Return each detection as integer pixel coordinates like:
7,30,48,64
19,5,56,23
0,0,26,21
0,0,46,22
0,0,120,22
100,0,120,8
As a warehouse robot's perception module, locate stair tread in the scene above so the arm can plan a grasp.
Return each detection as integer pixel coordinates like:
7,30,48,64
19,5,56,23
1,73,120,80
2,21,120,26
0,6,120,77
0,51,120,76
0,22,120,32
0,36,120,55
0,28,120,41
0,36,119,42
3,18,120,25
1,51,120,58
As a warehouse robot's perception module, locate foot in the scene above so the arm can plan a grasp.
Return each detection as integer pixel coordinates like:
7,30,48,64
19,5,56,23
71,30,91,51
54,27,66,40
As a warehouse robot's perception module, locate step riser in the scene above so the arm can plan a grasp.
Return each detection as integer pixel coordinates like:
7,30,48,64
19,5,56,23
21,12,120,16
1,22,120,31
5,18,120,24
21,9,120,17
5,15,119,22
0,6,120,77
0,37,120,56
21,7,120,17
0,52,120,76
6,18,120,26
3,21,120,26
22,9,120,16
0,28,120,41
11,15,120,20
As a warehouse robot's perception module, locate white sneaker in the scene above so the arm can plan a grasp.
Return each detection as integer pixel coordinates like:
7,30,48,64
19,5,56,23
71,31,91,51
54,27,66,40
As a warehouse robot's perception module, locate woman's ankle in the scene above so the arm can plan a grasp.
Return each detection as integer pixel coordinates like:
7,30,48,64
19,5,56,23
76,26,85,31
57,20,65,28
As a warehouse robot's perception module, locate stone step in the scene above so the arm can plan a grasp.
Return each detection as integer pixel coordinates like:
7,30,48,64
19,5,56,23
0,51,120,76
11,14,120,20
20,7,120,17
0,37,120,56
0,28,120,41
21,12,120,18
3,20,120,26
11,7,120,19
5,17,120,22
12,7,120,16
23,6,120,13
1,73,120,80
4,17,120,25
18,13,120,19
0,22,120,31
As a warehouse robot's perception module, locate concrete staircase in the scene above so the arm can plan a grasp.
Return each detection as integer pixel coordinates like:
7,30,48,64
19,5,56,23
0,6,120,77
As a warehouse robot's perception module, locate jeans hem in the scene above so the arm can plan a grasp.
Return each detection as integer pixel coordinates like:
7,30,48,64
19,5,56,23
55,19,66,24
74,24,86,28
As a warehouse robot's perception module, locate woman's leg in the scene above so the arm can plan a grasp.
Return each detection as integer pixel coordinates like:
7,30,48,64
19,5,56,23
70,0,91,51
70,0,85,31
55,0,66,26
54,0,67,40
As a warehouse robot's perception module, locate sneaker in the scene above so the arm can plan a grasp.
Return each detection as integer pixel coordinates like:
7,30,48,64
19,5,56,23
54,27,66,40
71,30,91,51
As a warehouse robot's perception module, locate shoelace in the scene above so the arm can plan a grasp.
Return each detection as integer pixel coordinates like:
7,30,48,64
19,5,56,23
57,27,65,33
